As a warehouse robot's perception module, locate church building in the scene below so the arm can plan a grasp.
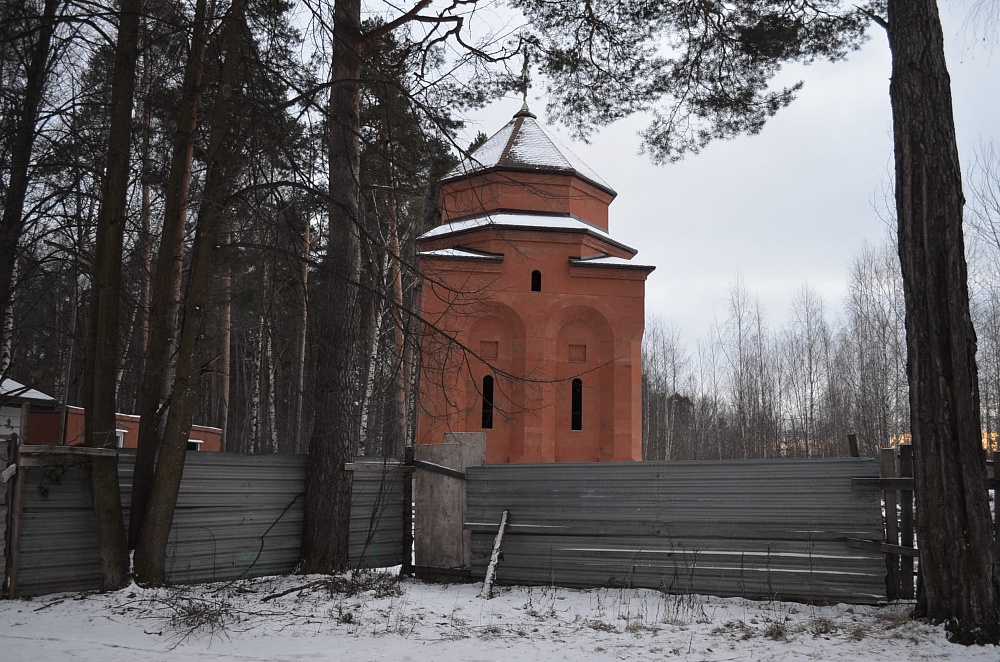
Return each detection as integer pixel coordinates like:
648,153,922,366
415,104,654,463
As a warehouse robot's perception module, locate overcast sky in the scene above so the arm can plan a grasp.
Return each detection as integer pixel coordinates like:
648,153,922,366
453,5,999,344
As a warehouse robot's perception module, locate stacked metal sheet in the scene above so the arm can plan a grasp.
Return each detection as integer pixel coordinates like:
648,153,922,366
466,459,886,604
2,451,407,596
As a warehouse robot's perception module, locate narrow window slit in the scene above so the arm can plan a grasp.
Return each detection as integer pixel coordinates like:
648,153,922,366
571,378,583,430
482,375,494,429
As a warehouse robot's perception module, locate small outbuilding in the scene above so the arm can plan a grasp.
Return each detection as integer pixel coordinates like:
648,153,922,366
0,378,221,451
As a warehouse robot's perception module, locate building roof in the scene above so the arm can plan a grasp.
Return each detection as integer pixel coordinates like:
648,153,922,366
570,255,656,272
416,247,504,262
442,104,615,196
0,378,58,407
418,211,638,257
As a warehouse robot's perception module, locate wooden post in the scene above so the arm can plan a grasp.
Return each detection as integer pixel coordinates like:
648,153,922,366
18,403,29,443
993,451,999,564
898,443,915,599
480,510,509,600
848,434,860,458
402,445,414,576
58,403,69,446
4,433,24,598
880,447,901,600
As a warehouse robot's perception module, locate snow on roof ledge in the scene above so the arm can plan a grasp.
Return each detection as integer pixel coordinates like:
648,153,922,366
418,211,637,256
570,255,656,271
417,247,503,261
1,378,58,405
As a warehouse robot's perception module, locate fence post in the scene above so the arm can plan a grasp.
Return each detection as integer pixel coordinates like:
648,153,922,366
848,434,860,458
402,445,414,576
3,433,24,598
880,447,900,600
993,450,999,564
898,443,915,599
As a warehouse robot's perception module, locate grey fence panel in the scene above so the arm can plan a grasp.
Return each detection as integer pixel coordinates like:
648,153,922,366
349,461,408,569
5,451,407,597
466,458,885,604
121,452,309,585
16,463,103,595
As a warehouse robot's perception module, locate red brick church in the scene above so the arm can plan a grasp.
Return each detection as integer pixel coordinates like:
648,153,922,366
415,104,654,463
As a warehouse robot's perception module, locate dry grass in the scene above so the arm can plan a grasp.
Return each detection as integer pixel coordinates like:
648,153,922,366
764,621,787,641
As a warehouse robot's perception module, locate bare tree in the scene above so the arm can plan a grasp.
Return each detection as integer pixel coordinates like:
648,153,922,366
968,142,1000,451
133,0,248,585
841,241,909,454
82,0,142,591
642,316,690,460
130,0,214,550
783,285,832,457
0,0,64,375
301,0,519,574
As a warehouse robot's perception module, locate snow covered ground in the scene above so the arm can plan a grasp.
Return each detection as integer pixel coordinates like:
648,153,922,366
1,571,994,661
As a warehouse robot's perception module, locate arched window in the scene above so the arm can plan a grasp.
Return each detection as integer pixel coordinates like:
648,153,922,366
571,378,583,430
531,270,542,292
482,375,494,429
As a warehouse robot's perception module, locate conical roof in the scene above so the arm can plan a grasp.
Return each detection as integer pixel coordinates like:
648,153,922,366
443,103,615,196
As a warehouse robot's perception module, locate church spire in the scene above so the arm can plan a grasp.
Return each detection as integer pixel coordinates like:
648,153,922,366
519,45,531,105
513,101,536,119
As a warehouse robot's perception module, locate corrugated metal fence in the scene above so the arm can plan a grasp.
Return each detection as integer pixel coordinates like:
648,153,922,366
1,446,7,582
3,448,406,597
466,459,886,604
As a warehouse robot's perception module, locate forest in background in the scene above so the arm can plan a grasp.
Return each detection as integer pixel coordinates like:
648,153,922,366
1,0,492,458
642,143,1000,461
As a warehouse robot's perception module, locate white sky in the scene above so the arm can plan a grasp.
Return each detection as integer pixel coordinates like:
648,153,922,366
455,5,1000,343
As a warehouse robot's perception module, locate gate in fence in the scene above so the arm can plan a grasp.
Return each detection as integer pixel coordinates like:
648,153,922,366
849,443,1000,601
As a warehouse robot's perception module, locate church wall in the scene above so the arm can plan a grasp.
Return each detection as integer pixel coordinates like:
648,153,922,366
418,233,646,463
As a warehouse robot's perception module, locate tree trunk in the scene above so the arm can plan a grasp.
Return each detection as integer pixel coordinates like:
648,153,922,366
291,218,309,453
250,312,263,451
218,223,232,446
130,0,213,549
82,0,143,591
300,0,364,574
887,0,1000,644
133,0,246,585
130,36,154,412
383,137,409,457
0,0,61,367
266,327,278,454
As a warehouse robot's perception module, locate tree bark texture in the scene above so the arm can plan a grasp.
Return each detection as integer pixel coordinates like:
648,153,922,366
383,133,409,456
291,217,309,454
130,36,155,413
887,0,1000,644
218,221,232,446
130,0,212,549
133,0,246,585
300,0,364,574
0,0,61,368
82,0,143,591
